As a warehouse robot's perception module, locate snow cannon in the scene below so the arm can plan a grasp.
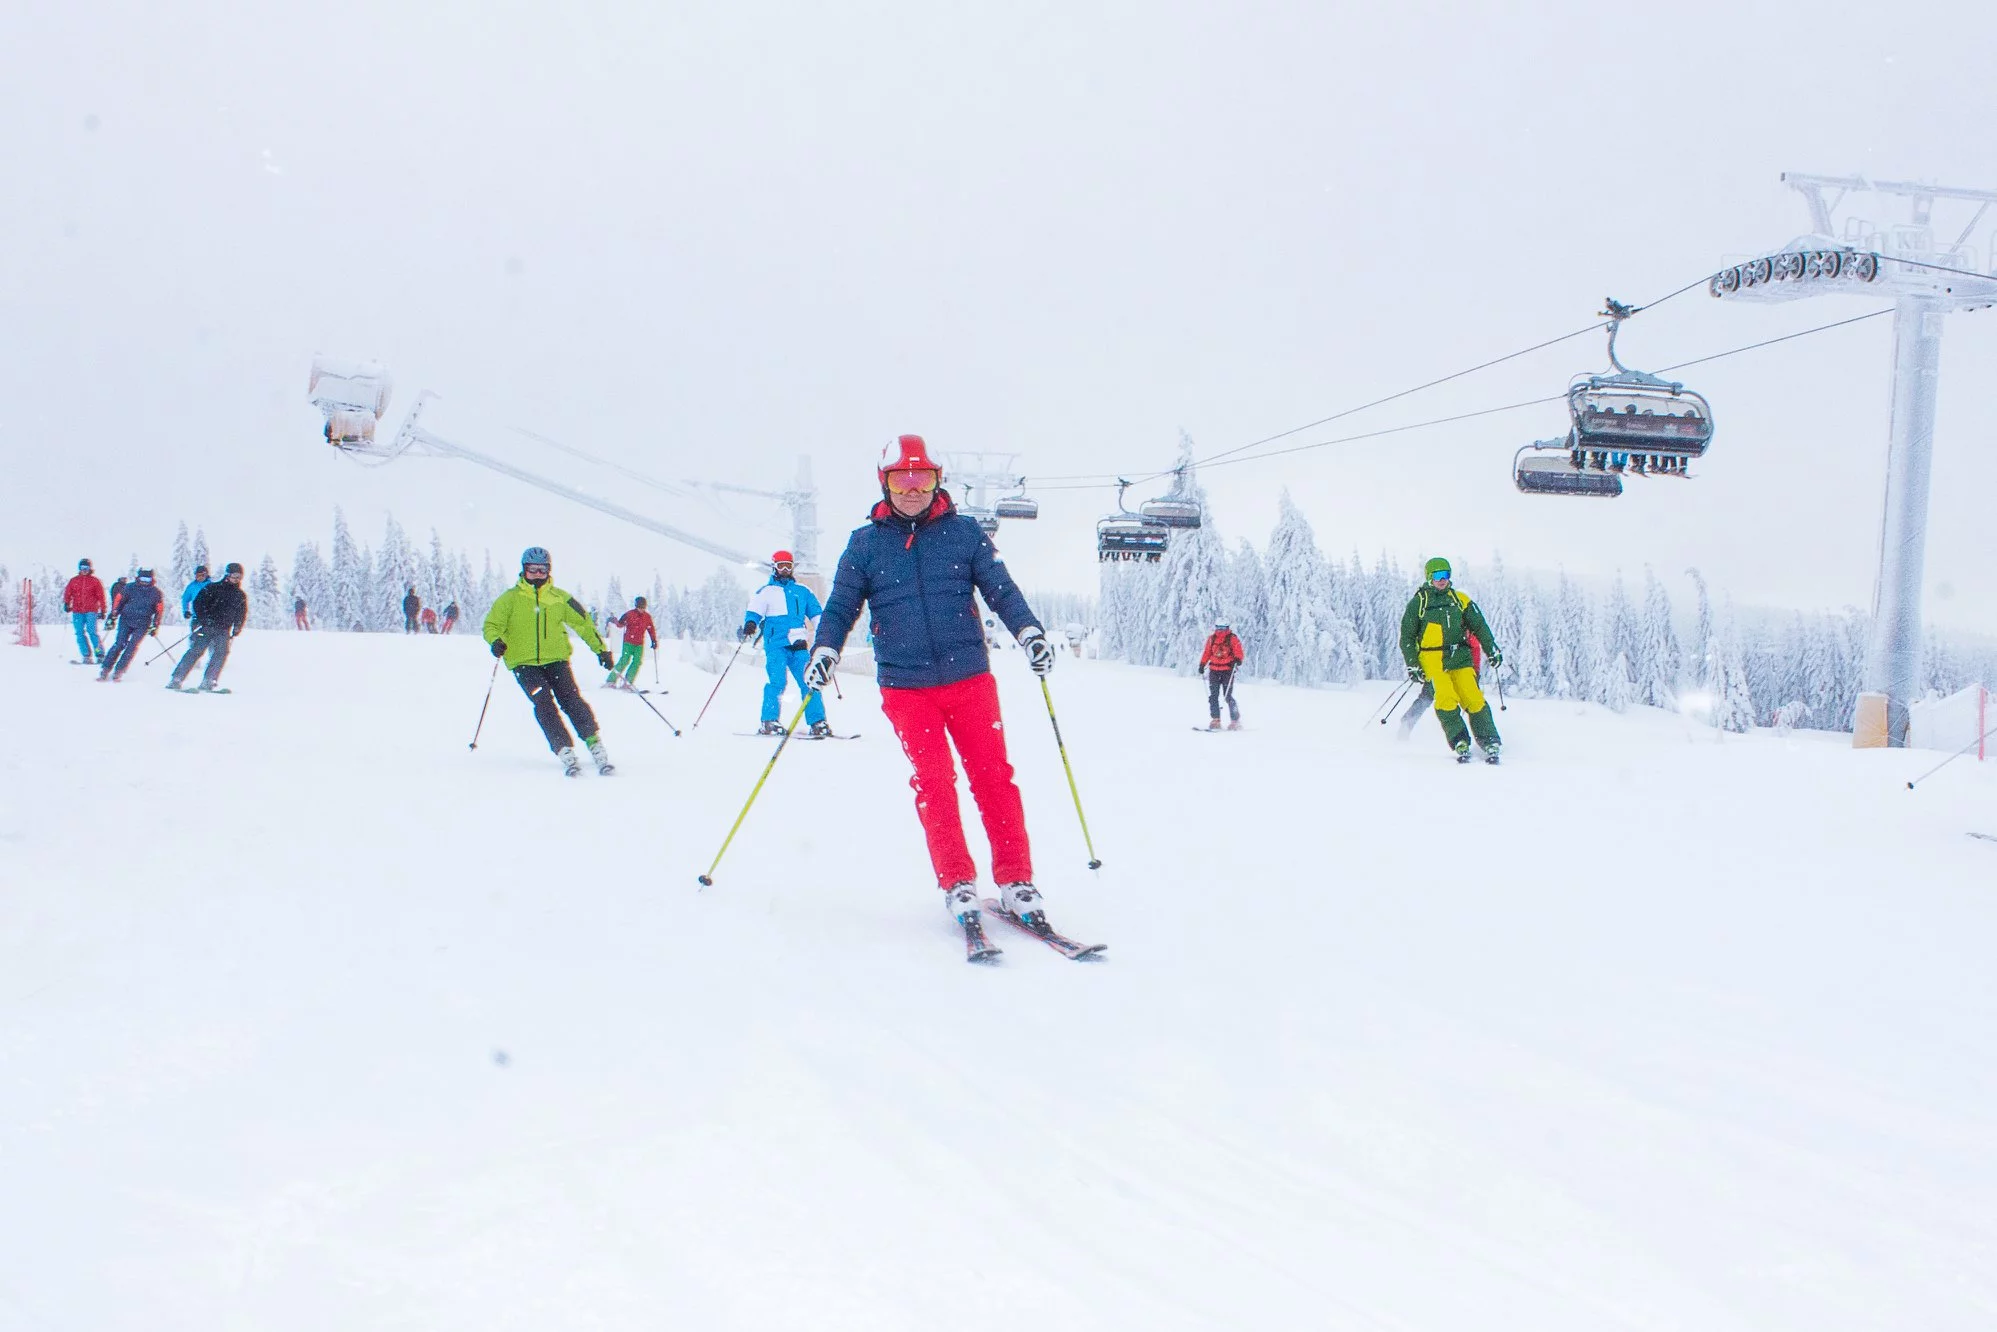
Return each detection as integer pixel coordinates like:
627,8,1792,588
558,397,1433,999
308,356,393,449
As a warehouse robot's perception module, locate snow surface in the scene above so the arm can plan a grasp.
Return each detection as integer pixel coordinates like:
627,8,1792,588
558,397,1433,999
2,634,1994,1331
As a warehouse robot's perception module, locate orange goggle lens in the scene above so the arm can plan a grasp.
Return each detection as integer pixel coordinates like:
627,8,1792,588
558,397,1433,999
885,467,939,495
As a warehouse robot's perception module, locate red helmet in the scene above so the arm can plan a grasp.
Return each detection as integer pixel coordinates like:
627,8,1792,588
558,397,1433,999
877,434,943,488
771,550,794,565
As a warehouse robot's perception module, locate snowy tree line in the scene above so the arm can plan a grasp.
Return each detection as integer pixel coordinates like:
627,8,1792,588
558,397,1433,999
1094,449,1997,735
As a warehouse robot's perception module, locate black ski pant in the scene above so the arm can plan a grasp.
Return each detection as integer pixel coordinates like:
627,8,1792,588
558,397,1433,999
1397,680,1435,736
1206,668,1240,721
99,621,149,678
170,626,232,688
513,659,599,752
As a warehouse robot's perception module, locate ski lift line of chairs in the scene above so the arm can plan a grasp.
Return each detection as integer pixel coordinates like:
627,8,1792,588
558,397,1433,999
1514,298,1714,499
309,356,392,447
1095,477,1203,561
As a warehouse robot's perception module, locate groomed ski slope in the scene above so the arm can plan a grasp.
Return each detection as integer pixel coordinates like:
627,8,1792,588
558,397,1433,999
2,632,1993,1332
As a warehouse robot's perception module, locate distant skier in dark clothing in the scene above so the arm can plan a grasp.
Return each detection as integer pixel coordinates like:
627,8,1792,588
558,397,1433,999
170,562,248,692
98,569,164,682
293,596,310,630
403,586,422,633
108,576,130,619
439,601,459,635
1197,620,1245,730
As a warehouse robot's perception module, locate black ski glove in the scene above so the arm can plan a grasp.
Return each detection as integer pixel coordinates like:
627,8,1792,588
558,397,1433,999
597,649,616,671
738,621,757,641
490,639,507,658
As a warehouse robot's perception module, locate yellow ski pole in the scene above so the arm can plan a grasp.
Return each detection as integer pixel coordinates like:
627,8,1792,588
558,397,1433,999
697,693,815,886
1039,676,1102,870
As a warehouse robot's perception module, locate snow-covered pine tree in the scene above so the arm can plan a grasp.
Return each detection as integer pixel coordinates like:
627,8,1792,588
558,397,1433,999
1710,605,1756,733
372,515,415,631
329,509,364,631
251,555,283,629
192,528,209,581
169,521,193,621
1550,573,1589,700
1685,568,1713,690
1636,568,1680,709
605,575,625,618
1148,450,1225,672
1264,493,1329,684
1225,541,1271,675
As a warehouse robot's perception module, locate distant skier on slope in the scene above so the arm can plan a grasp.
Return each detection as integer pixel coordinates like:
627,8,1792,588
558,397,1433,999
293,595,311,630
1399,556,1503,764
97,569,164,682
1197,619,1245,730
63,559,107,664
403,586,422,634
169,562,248,692
439,601,459,635
482,546,619,777
180,565,211,625
804,435,1058,942
741,550,829,737
606,595,659,689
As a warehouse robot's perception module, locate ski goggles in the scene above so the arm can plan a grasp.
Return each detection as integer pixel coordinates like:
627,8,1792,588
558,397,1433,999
1429,570,1451,582
885,467,939,495
522,563,550,576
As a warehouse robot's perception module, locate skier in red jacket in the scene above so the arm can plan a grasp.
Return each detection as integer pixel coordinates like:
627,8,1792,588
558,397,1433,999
605,596,659,688
1197,621,1245,730
62,559,108,664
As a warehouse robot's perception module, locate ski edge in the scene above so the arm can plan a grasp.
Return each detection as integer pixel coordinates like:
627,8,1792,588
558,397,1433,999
980,900,1107,960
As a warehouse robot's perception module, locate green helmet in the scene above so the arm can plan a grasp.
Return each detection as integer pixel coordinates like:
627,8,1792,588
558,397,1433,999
1423,557,1452,580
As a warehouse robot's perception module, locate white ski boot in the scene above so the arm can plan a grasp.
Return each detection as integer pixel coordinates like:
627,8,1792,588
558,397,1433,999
587,737,616,776
557,746,582,777
943,883,981,924
808,721,834,738
999,882,1049,931
756,721,783,736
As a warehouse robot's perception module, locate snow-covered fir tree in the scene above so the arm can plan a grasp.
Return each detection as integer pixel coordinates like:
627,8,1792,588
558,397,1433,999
251,555,284,629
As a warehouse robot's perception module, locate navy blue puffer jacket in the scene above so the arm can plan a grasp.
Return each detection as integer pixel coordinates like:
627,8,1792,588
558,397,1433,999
815,491,1041,689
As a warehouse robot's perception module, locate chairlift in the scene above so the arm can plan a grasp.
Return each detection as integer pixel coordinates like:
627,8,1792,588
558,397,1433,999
994,496,1040,521
970,511,1001,536
1138,497,1203,529
1097,517,1170,562
308,356,392,447
1514,300,1713,497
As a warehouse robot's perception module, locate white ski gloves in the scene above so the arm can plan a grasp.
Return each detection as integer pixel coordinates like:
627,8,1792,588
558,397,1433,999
1018,626,1056,677
803,645,839,693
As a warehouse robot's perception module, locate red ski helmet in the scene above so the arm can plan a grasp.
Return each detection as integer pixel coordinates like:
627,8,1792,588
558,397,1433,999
877,434,943,490
771,550,794,565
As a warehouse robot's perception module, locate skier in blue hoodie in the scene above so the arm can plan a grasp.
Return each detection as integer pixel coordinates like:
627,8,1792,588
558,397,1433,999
740,550,829,737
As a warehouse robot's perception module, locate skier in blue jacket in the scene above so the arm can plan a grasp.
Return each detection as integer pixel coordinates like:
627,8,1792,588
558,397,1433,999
740,550,829,737
180,565,211,623
805,435,1056,936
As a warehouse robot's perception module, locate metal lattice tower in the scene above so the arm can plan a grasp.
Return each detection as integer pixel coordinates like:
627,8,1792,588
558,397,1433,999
1710,173,1997,746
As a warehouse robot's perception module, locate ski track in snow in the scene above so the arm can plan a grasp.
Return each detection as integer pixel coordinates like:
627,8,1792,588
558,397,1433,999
2,633,1994,1331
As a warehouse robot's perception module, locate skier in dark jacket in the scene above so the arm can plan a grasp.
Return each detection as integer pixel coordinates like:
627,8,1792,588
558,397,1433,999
806,435,1055,936
98,569,164,682
403,586,422,633
170,562,249,691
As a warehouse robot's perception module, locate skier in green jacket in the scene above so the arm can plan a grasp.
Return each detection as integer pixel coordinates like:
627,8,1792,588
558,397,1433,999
1399,556,1504,763
482,545,619,777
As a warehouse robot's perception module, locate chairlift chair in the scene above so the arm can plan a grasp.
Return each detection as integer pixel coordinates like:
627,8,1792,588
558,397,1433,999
1137,497,1203,529
994,496,1040,521
1096,517,1170,562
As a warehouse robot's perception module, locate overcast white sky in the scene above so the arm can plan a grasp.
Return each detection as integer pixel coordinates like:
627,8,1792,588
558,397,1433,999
4,0,1994,629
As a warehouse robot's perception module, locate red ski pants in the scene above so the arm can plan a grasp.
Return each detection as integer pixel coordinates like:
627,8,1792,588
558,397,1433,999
879,671,1033,889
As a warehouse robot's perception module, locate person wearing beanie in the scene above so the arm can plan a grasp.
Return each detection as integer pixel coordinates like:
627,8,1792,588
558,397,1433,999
169,561,249,692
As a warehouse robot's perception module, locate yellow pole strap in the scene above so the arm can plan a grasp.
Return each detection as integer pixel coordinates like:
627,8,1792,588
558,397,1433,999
1039,676,1102,870
697,692,816,886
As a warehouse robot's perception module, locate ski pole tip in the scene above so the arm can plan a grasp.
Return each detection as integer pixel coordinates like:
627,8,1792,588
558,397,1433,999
1088,859,1102,870
1906,780,1915,790
697,874,714,887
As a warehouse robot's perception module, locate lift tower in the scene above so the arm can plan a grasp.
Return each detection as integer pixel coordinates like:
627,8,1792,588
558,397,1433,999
1709,174,1997,746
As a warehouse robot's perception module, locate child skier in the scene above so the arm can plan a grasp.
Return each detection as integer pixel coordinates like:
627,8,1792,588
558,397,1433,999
741,551,829,737
1197,620,1245,730
606,596,659,689
1399,556,1504,763
98,569,163,682
63,559,107,664
804,435,1060,946
482,546,620,777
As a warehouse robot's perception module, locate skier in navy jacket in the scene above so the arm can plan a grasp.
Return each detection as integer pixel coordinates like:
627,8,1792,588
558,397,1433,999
806,435,1057,933
98,568,164,682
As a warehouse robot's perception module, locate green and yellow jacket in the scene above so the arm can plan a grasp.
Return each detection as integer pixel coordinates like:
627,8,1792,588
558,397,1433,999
1399,585,1498,673
482,578,609,669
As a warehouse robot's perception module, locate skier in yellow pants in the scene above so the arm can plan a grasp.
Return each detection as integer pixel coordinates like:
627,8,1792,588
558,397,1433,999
1399,556,1504,764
